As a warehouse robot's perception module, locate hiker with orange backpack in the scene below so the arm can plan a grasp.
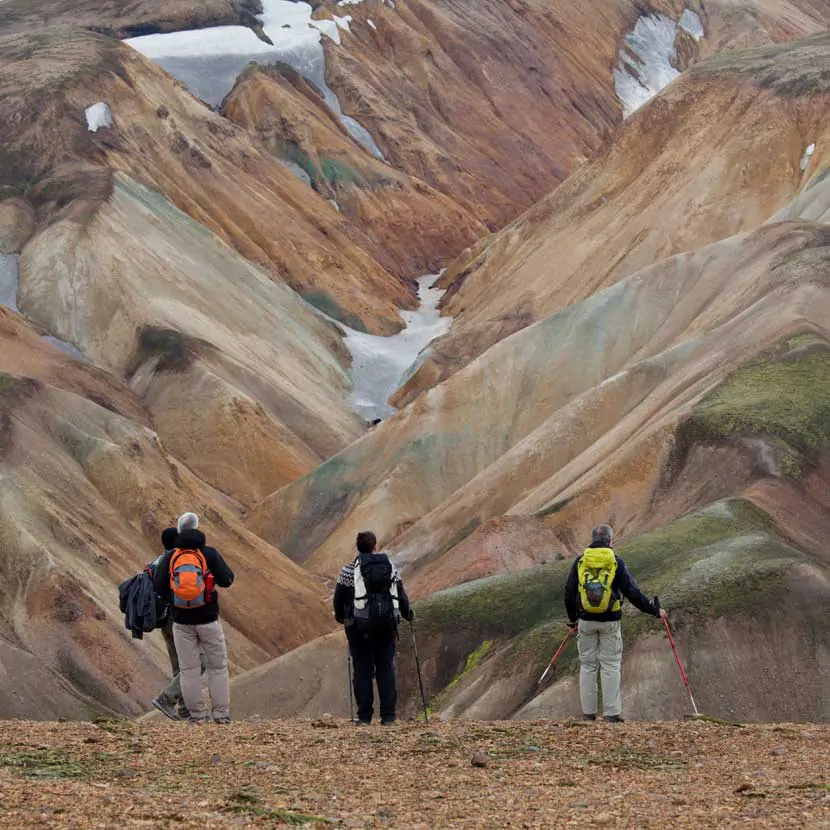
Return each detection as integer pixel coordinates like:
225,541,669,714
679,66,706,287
564,524,666,722
153,512,235,724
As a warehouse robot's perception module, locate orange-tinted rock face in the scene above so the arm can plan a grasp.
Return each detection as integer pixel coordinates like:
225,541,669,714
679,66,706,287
222,63,487,277
321,0,646,230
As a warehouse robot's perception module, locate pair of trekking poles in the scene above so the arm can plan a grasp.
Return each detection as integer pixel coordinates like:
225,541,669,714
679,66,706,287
347,619,430,724
538,617,700,717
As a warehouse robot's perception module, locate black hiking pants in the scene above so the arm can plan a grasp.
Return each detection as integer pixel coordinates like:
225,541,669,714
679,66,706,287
347,627,397,723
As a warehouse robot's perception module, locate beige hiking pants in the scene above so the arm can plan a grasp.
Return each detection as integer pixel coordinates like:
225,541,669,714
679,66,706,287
173,620,230,721
578,619,622,717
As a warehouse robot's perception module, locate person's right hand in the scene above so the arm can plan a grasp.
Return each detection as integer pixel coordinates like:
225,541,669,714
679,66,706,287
658,608,668,620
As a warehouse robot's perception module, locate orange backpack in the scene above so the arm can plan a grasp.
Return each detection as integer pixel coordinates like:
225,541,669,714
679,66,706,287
169,549,210,609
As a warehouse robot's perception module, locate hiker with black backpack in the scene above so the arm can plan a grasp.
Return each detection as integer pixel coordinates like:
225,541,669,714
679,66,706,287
333,531,413,725
153,512,235,724
564,524,667,722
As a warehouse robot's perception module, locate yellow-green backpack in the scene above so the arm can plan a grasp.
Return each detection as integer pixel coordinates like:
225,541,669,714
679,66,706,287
577,548,621,614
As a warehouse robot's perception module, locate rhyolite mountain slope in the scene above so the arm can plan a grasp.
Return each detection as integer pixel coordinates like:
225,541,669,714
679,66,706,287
0,308,339,719
221,62,487,277
396,32,830,398
248,227,830,585
0,26,413,335
320,0,827,228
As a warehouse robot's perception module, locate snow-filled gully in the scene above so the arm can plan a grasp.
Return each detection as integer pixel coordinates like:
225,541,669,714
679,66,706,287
331,275,451,423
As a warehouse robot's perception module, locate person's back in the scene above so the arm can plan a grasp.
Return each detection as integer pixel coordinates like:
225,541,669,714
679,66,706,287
153,512,235,724
564,524,666,722
334,531,412,725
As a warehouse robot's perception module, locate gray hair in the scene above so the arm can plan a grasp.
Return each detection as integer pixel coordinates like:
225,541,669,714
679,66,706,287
591,524,614,545
177,512,199,532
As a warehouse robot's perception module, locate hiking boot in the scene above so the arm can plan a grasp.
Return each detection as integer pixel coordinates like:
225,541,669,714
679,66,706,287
354,719,371,727
176,706,191,720
582,713,596,721
213,717,232,725
381,718,397,726
604,715,625,723
151,695,181,721
188,717,209,726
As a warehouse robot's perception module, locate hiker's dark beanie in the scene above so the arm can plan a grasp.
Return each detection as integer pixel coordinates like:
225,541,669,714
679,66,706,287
591,524,613,545
161,527,178,550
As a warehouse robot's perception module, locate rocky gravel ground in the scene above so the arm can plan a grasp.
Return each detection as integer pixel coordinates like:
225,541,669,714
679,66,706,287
0,718,827,828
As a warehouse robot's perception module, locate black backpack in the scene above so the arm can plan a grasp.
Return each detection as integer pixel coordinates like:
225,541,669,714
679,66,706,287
355,554,397,632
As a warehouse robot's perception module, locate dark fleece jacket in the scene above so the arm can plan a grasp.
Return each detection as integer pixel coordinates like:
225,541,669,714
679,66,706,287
564,542,660,623
153,529,234,625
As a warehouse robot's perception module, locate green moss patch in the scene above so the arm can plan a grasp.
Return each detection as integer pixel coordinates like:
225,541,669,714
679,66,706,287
130,326,214,375
678,334,830,473
0,749,86,780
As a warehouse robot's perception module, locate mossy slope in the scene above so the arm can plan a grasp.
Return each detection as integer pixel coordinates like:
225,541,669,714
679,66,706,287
405,499,826,717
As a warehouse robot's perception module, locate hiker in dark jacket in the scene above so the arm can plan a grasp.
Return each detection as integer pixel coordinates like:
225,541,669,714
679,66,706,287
153,512,235,724
334,531,412,725
564,524,667,722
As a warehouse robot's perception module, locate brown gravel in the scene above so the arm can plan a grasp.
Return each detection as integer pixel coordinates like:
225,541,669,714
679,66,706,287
0,719,827,828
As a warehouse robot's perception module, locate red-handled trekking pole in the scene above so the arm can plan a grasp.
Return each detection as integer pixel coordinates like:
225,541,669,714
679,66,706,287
663,617,700,717
537,628,574,686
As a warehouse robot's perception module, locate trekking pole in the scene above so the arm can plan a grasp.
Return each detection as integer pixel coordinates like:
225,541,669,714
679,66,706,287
537,628,574,685
346,648,356,723
409,619,429,724
662,617,700,717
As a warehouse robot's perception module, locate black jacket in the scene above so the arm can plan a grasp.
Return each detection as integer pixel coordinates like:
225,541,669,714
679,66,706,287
564,544,659,623
333,554,412,627
118,571,158,639
153,529,234,625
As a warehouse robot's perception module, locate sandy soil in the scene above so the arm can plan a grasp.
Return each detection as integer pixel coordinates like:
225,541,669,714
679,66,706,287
0,719,827,828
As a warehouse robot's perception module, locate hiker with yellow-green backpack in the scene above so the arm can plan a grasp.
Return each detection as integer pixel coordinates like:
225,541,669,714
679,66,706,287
564,524,667,723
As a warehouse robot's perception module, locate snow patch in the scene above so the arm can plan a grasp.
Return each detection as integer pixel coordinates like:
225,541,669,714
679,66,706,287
340,274,452,421
614,9,705,119
0,253,19,312
613,14,679,118
368,19,377,31
328,198,341,211
678,9,705,41
125,1,383,159
338,0,364,5
801,143,816,172
85,102,113,132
